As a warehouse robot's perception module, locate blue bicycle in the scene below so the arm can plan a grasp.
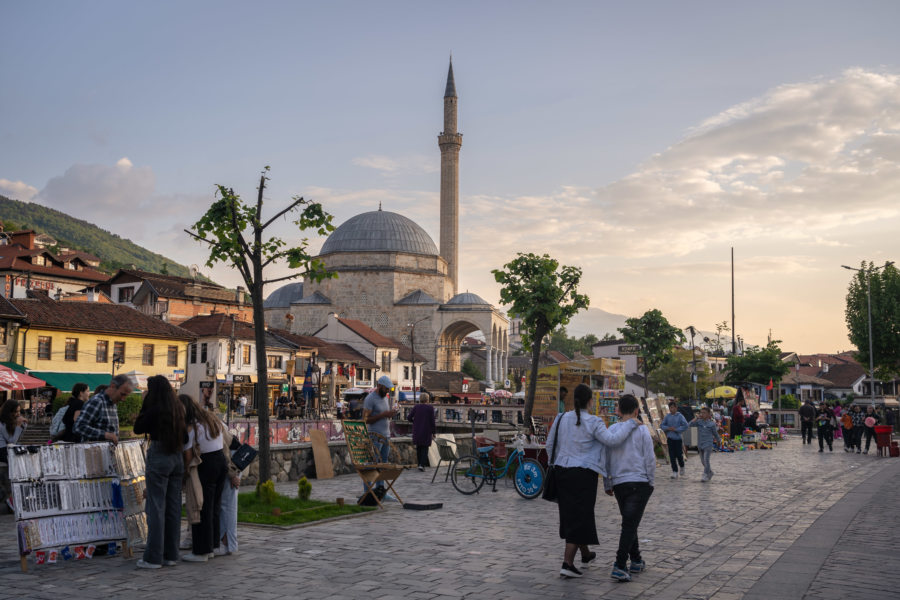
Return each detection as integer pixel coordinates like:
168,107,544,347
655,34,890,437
450,433,545,499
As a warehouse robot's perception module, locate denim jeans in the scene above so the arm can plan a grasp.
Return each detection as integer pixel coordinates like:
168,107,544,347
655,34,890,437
612,481,654,570
666,438,684,472
698,447,713,478
219,483,239,552
143,442,184,565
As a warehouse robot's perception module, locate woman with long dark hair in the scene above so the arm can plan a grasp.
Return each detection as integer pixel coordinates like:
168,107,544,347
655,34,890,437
133,375,186,569
544,384,639,579
180,394,226,563
0,400,27,462
57,382,90,442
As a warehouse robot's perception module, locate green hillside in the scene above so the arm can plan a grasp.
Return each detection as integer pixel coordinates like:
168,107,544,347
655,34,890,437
0,195,195,278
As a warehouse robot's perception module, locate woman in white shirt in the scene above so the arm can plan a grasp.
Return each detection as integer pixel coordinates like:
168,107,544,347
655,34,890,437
180,395,226,563
545,384,638,579
0,400,27,462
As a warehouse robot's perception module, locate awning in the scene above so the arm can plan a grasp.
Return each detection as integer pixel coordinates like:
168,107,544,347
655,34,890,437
28,372,111,393
0,366,45,391
0,361,28,374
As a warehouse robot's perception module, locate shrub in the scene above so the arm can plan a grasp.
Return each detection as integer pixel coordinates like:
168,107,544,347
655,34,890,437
778,394,799,409
117,393,143,426
256,480,278,504
52,393,71,414
297,476,312,501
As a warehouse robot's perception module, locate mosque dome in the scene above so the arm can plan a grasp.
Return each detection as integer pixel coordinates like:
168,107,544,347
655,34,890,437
263,282,304,308
319,210,439,256
446,292,490,305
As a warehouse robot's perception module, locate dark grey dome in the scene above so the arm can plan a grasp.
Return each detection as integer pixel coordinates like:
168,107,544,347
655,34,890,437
446,292,489,305
263,282,303,308
320,210,438,256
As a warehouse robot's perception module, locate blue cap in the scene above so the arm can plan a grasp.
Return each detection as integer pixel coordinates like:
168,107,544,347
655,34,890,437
377,375,393,388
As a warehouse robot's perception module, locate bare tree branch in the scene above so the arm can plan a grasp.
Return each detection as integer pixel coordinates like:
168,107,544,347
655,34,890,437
262,273,303,286
261,196,306,231
184,229,214,245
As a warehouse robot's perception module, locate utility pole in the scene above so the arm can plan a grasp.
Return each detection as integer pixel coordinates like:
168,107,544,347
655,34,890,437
408,317,429,405
226,314,235,426
731,247,736,355
687,326,698,405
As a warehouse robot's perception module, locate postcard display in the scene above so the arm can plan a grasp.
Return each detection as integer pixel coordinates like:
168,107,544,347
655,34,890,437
8,440,148,571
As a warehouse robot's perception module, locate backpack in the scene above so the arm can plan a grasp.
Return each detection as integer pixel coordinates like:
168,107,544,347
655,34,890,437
49,406,68,437
841,413,852,429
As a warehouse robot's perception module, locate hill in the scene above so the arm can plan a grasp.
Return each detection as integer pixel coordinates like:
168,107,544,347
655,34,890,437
0,195,195,278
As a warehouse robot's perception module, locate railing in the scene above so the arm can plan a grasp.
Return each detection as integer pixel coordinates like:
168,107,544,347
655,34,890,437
137,301,169,318
396,402,526,426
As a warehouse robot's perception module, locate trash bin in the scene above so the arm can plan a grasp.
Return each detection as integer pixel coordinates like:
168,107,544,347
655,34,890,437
875,425,893,455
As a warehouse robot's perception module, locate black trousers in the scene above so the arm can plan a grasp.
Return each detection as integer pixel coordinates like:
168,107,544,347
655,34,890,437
851,425,865,450
801,421,814,443
666,438,684,472
192,450,227,556
864,428,876,451
817,426,833,450
415,445,430,468
612,481,653,569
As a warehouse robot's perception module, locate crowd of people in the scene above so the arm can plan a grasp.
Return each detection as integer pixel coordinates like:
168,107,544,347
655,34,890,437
798,399,891,453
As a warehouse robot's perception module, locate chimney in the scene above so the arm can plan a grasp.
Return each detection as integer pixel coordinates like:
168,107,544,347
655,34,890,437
235,286,244,305
823,363,830,373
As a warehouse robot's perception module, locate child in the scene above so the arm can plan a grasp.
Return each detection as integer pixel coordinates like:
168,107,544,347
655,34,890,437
603,394,655,583
690,407,720,482
660,402,689,479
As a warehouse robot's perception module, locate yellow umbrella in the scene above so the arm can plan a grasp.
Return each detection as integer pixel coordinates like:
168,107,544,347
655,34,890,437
705,386,738,399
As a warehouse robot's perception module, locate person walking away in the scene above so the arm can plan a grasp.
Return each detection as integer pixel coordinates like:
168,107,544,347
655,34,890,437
660,402,689,479
73,374,133,444
362,376,397,499
690,407,720,481
863,405,881,454
730,395,745,440
57,383,90,442
832,404,843,440
181,395,227,562
840,410,853,451
815,404,835,453
603,394,655,583
407,394,436,471
849,404,866,454
133,375,186,569
799,399,816,445
545,385,639,580
676,398,695,423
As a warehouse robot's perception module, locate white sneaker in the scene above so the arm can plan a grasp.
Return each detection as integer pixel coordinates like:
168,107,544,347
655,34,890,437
163,560,178,567
700,475,709,482
136,559,161,569
213,547,229,557
181,553,208,563
670,472,678,479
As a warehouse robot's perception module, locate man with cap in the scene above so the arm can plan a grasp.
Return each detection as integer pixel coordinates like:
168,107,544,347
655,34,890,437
363,375,397,498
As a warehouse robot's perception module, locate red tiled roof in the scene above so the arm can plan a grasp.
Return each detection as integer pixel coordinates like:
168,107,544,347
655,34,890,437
338,318,399,348
819,363,867,388
9,292,192,339
179,314,256,340
546,350,570,363
316,342,376,368
267,328,328,349
0,245,109,283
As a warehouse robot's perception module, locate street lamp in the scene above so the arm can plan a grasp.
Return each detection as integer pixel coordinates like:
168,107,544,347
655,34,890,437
407,317,429,405
842,262,894,405
686,326,698,405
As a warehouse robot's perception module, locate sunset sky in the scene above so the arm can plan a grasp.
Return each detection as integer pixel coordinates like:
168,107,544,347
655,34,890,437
2,1,899,353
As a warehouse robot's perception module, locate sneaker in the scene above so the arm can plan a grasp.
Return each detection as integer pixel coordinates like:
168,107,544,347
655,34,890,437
829,447,833,452
208,552,215,559
136,559,161,569
707,472,714,481
670,472,677,479
857,449,861,454
610,564,632,582
213,547,229,557
417,466,425,472
580,551,597,565
629,559,646,573
700,475,709,482
181,553,208,563
560,563,583,578
163,560,178,567
863,450,868,454
382,493,399,503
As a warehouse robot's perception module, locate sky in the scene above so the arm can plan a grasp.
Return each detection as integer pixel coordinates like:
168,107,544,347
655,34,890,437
2,1,899,354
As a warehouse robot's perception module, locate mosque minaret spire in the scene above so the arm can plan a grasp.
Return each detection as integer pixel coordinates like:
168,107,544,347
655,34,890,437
439,57,462,295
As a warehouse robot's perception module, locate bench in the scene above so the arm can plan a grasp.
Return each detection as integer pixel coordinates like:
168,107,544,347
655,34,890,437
341,420,410,508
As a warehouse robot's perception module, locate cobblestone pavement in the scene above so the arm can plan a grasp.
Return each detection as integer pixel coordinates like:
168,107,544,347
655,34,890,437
0,437,896,600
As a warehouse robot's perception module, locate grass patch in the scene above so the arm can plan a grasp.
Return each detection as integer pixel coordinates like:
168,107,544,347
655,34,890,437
237,491,374,526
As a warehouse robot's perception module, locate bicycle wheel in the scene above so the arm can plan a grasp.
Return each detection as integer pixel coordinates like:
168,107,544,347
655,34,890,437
514,457,545,499
450,455,486,495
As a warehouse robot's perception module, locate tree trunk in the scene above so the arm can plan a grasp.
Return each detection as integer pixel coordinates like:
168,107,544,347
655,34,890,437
524,326,548,433
251,278,271,484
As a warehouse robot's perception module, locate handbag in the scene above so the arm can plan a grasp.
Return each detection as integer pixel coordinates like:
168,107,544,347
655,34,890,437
231,443,259,471
541,414,565,502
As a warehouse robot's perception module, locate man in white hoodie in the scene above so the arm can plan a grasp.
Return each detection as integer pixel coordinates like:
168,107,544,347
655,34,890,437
603,394,656,583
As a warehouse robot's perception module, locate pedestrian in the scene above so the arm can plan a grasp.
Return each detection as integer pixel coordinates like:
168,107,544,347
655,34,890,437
849,404,866,454
832,403,844,440
362,376,397,500
336,397,346,419
799,399,815,445
730,393,745,439
690,407,720,481
56,382,90,443
133,375,187,569
863,405,881,454
407,394,436,471
239,394,248,416
558,386,568,414
815,404,835,453
73,374,133,444
545,384,639,580
603,394,655,583
660,402,689,479
0,400,27,463
745,411,761,432
676,398,695,423
181,395,227,563
840,410,853,451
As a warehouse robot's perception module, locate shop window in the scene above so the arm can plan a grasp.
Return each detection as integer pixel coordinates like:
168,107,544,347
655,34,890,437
96,340,108,363
37,336,52,360
142,344,154,366
167,345,178,367
65,338,78,361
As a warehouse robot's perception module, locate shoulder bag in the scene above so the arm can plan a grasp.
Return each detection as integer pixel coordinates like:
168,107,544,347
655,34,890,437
541,414,565,502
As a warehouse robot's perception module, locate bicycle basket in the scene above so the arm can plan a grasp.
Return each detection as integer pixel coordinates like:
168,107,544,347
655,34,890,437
474,436,507,459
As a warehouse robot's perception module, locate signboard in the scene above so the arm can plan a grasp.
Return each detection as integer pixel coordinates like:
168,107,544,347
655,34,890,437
504,379,510,388
232,375,250,383
618,345,641,355
527,357,626,418
199,381,214,389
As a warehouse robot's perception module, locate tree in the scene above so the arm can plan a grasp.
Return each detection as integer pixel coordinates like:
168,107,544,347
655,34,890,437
493,253,589,427
547,327,600,357
618,309,685,400
187,167,336,483
844,261,900,379
461,358,484,381
723,340,791,386
648,348,714,400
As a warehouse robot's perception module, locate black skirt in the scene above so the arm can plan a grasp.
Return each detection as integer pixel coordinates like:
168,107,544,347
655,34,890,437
556,466,600,545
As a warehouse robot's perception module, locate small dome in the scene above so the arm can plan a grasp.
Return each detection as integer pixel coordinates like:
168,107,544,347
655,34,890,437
446,292,489,305
264,282,303,308
320,210,439,256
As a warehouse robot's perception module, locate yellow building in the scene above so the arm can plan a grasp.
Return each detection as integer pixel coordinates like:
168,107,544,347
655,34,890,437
9,293,192,391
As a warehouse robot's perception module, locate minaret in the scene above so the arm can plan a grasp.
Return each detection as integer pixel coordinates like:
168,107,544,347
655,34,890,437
439,58,462,295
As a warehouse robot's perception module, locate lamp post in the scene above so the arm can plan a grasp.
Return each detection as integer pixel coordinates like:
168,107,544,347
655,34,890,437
686,326,698,405
842,262,894,405
407,317,429,405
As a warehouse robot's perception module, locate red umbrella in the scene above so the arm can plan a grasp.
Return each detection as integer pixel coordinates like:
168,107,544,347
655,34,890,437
0,366,46,391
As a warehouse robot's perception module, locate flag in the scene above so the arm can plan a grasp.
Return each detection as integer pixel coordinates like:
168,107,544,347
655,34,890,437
766,378,774,391
302,362,315,401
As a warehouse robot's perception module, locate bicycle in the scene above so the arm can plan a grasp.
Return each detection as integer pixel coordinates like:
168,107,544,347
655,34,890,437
450,431,545,499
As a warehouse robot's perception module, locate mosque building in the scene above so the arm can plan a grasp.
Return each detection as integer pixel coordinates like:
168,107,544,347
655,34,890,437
264,60,510,386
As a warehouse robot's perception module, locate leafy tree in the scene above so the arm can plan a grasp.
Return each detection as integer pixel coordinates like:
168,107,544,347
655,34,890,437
493,253,589,427
778,393,799,409
704,321,731,356
844,261,900,379
187,167,336,483
600,332,618,342
648,348,714,400
723,340,791,386
618,309,685,399
547,327,600,357
461,358,484,381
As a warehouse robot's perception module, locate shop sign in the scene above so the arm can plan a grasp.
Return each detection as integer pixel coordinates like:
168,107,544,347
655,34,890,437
199,381,214,389
232,374,250,383
618,345,641,355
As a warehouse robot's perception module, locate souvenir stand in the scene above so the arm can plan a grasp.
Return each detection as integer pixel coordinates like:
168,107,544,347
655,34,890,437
8,440,147,571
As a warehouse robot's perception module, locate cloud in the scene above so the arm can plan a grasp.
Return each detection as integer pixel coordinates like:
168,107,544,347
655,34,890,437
35,157,155,219
352,154,438,174
0,179,39,201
